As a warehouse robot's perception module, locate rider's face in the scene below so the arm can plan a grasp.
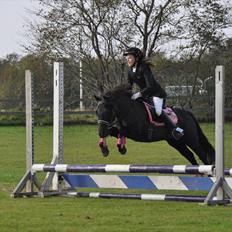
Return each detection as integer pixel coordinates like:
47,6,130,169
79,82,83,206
126,54,136,67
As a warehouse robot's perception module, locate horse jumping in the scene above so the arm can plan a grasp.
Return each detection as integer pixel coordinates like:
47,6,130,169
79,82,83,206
95,84,215,165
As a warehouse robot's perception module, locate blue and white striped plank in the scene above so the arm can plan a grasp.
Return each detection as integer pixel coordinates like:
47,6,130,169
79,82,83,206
67,192,217,203
31,164,214,175
62,174,232,191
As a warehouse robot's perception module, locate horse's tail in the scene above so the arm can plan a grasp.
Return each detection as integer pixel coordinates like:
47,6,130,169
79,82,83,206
187,111,215,164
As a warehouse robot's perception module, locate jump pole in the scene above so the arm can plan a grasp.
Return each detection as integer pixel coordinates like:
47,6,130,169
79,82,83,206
204,66,232,205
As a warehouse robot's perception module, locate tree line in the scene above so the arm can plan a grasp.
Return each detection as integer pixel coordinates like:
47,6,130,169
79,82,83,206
1,40,232,110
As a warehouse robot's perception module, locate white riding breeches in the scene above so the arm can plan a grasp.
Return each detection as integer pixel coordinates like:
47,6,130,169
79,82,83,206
152,97,163,116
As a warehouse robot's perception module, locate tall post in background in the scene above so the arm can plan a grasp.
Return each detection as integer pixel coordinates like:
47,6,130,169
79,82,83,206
79,21,84,111
79,59,83,111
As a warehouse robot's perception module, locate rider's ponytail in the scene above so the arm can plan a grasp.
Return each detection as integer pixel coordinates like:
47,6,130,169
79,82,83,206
142,57,155,67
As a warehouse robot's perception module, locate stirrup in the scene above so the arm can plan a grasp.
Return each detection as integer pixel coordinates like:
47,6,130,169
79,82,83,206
172,127,184,140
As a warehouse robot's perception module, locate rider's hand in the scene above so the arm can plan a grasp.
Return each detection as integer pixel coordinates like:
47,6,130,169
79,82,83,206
131,92,142,100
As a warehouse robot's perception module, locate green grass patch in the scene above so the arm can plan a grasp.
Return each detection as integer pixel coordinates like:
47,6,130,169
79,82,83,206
0,123,232,232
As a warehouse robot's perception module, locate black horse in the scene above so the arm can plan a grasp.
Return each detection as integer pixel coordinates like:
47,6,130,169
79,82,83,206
95,84,215,165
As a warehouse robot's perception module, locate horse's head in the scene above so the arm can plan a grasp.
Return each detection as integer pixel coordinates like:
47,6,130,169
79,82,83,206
95,84,132,156
95,94,115,138
95,84,132,138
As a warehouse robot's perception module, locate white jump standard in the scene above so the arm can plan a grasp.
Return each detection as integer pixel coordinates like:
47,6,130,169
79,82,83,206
12,63,232,205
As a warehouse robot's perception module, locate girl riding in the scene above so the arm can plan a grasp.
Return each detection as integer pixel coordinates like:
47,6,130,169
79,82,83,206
123,47,184,140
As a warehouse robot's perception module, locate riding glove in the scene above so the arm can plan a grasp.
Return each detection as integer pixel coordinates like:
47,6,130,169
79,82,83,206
131,92,142,100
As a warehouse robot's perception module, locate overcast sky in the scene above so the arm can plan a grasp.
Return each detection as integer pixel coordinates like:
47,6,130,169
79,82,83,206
1,0,232,59
0,0,39,58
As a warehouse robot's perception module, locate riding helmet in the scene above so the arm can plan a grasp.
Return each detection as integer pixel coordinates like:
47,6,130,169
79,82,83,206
123,47,144,61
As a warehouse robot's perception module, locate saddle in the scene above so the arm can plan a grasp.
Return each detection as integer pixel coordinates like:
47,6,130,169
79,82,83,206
143,101,178,126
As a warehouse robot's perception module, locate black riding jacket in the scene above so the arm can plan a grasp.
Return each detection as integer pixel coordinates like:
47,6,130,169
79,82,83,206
127,62,167,98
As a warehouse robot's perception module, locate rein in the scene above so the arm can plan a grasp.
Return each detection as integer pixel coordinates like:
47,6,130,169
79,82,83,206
98,119,119,130
97,120,110,126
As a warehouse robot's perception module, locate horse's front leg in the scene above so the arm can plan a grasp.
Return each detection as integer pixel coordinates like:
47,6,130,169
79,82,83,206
98,137,109,157
117,134,127,155
108,124,127,155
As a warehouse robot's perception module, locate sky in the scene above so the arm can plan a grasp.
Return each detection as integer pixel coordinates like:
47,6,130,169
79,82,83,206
0,0,40,58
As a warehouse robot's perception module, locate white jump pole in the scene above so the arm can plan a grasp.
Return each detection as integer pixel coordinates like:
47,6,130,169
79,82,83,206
52,62,64,190
204,66,232,205
11,70,40,197
25,70,34,192
215,65,225,199
25,71,34,168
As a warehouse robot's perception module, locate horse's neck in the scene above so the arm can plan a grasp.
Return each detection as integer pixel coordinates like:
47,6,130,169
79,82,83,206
115,97,144,122
114,98,130,119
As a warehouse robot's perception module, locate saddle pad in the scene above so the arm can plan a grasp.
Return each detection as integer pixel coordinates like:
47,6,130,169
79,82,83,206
143,102,178,126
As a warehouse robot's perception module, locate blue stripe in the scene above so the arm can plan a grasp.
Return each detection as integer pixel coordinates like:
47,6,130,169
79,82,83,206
62,174,216,191
179,176,214,191
120,175,157,189
63,174,98,188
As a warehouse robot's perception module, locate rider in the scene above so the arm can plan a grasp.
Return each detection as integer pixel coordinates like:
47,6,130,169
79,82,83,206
123,47,184,140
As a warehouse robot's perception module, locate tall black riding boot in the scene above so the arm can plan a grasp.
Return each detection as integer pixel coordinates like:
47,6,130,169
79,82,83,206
159,111,184,140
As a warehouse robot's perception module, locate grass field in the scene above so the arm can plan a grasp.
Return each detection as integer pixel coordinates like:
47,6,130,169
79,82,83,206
1,123,232,232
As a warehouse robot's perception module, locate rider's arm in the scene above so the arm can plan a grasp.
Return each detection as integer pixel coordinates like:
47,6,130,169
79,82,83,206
140,64,156,96
140,64,166,98
127,70,133,87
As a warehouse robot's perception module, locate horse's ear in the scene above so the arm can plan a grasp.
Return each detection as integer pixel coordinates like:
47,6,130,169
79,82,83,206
103,92,112,100
103,95,110,100
94,94,102,102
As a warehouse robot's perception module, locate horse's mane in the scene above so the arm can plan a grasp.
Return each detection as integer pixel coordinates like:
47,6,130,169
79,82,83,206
104,84,132,98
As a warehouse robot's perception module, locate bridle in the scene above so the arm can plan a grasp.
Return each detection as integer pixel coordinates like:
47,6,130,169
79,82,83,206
96,101,115,128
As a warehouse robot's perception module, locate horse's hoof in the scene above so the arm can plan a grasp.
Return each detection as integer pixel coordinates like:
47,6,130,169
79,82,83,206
101,146,109,157
117,145,127,155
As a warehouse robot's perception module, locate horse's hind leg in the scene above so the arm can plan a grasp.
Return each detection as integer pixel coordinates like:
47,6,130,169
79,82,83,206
201,141,215,165
167,140,199,165
187,144,210,165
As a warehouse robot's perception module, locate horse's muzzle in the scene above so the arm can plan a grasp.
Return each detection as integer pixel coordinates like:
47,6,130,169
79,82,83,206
98,120,111,138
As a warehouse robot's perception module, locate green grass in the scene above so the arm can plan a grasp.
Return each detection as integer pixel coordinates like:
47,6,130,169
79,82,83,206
1,123,232,232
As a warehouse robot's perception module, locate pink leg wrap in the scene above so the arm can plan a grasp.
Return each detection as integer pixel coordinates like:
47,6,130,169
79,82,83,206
117,135,126,149
99,137,107,147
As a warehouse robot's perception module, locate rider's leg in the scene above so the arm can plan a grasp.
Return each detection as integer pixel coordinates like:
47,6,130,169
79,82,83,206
153,97,184,140
152,96,163,117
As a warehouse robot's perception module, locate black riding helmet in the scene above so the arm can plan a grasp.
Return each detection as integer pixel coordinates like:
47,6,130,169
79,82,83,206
123,47,144,61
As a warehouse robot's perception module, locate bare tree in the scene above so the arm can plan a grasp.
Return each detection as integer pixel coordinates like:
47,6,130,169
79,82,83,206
123,0,185,57
26,0,129,94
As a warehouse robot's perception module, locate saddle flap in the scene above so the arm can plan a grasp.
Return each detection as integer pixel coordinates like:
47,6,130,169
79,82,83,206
143,102,178,126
